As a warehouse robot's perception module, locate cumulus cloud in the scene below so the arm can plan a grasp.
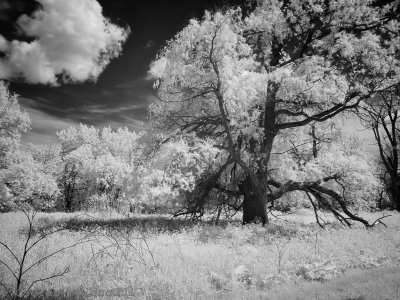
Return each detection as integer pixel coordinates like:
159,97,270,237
0,35,9,52
0,0,130,85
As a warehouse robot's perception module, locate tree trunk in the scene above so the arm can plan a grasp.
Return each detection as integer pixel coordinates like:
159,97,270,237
238,176,267,225
390,176,400,211
64,184,73,212
237,101,276,225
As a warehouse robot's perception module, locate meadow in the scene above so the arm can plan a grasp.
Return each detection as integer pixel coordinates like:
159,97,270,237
0,209,400,300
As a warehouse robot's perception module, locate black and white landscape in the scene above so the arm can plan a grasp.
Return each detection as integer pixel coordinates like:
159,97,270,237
1,0,400,299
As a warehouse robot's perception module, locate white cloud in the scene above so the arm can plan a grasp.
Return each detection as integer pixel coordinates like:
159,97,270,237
0,35,9,52
0,0,130,85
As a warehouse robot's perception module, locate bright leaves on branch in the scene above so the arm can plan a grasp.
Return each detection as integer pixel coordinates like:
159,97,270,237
149,0,400,225
0,81,30,168
57,125,144,211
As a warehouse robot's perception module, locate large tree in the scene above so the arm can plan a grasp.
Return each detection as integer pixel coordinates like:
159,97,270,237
149,0,400,225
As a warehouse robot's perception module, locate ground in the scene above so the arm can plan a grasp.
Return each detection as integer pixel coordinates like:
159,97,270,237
0,209,399,299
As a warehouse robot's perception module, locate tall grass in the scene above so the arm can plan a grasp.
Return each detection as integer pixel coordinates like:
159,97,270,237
1,210,399,299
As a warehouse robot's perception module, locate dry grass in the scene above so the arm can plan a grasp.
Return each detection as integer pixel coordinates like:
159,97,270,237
1,210,399,299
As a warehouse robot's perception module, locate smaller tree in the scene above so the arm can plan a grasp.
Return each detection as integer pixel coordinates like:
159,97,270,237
134,134,222,214
61,144,98,211
0,81,33,211
0,209,84,300
57,125,144,211
0,81,30,169
1,149,60,210
358,85,400,210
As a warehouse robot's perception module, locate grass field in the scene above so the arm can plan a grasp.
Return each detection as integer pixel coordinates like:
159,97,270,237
0,209,399,299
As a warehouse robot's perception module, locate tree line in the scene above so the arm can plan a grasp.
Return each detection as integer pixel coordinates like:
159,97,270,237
1,0,400,227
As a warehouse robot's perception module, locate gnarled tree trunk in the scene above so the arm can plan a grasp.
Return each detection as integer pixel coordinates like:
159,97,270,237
238,176,267,225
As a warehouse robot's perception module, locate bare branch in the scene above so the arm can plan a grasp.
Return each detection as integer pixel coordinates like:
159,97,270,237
21,267,70,299
369,215,392,228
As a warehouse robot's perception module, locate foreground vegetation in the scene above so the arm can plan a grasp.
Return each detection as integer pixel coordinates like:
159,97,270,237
1,209,399,300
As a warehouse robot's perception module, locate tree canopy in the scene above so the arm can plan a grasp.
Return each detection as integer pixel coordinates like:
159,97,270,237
0,81,30,169
149,0,400,225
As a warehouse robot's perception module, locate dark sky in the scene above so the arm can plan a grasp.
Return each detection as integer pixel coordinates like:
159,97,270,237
0,0,246,144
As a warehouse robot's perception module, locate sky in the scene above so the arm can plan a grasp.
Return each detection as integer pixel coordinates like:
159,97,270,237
0,0,247,144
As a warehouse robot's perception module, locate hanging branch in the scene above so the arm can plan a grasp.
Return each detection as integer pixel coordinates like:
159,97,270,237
305,191,325,228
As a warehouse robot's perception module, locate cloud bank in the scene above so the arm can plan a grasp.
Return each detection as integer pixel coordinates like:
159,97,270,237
0,0,130,85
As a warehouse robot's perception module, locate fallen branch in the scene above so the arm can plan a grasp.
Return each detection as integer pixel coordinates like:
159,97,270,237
368,215,392,228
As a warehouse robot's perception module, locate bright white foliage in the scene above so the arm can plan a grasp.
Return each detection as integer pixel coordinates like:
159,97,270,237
1,149,60,209
57,125,145,209
150,0,400,137
0,82,34,209
136,134,222,208
149,9,269,142
271,122,379,209
148,0,399,210
0,81,30,166
275,56,349,105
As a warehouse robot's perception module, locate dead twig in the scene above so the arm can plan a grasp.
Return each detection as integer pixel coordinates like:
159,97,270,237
368,214,392,228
